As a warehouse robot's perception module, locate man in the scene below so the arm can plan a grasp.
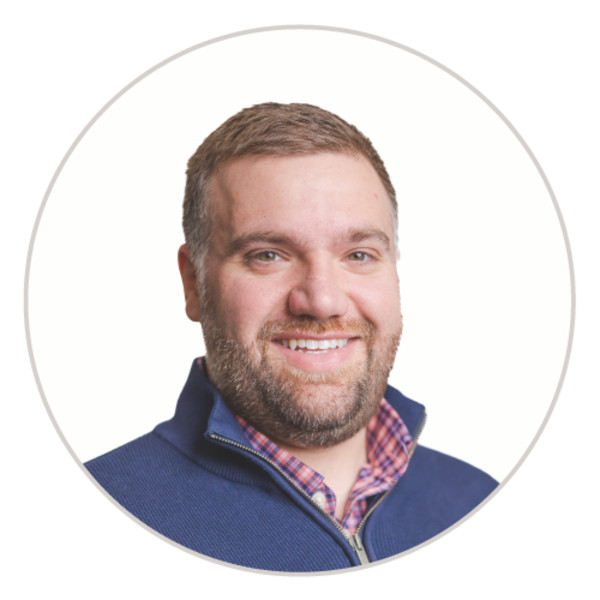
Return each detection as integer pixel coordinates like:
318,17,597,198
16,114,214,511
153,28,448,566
86,102,498,572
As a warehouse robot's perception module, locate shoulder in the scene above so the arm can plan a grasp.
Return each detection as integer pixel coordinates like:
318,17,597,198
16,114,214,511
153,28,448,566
408,444,498,501
85,430,266,496
84,433,202,506
377,444,497,539
366,445,498,557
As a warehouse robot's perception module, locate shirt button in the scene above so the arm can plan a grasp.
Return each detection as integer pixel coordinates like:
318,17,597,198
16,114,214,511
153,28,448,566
312,491,326,507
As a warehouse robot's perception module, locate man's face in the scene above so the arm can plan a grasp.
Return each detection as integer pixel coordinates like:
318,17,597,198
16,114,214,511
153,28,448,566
184,152,402,448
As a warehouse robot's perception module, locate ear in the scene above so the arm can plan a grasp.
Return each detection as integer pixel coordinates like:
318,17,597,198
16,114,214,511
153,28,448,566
178,244,201,322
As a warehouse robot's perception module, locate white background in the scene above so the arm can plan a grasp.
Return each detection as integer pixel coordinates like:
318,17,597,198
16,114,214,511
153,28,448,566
27,27,570,482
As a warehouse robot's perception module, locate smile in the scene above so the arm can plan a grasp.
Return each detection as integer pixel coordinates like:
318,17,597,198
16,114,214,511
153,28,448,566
274,338,350,353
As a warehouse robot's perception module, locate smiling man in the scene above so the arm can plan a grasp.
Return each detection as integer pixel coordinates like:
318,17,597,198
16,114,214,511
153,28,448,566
86,103,498,571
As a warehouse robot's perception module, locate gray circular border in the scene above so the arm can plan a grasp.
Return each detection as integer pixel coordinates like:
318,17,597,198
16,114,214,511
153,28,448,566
24,25,576,576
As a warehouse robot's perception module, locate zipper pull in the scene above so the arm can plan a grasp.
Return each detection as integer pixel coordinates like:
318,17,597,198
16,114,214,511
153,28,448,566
350,532,370,565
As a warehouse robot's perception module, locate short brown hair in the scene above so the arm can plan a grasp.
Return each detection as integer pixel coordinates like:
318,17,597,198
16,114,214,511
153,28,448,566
183,102,397,274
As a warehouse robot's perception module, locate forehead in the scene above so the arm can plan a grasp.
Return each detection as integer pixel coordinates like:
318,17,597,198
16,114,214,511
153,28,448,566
209,153,394,247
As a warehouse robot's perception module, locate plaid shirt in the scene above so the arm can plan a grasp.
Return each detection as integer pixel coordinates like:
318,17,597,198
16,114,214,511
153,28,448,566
235,399,413,535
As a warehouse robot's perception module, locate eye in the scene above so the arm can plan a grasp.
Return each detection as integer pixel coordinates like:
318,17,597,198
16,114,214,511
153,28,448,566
252,250,281,262
346,251,371,262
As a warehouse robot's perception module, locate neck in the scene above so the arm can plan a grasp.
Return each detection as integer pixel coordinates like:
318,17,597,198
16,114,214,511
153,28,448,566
273,428,369,520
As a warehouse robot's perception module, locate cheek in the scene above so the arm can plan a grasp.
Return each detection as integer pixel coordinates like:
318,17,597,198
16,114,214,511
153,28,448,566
214,273,289,338
354,276,402,329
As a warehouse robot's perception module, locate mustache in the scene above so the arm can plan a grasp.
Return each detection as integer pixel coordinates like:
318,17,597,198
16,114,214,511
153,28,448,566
257,317,376,341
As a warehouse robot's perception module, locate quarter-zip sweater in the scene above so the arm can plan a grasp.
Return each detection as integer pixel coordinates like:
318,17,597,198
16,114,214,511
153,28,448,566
85,360,498,572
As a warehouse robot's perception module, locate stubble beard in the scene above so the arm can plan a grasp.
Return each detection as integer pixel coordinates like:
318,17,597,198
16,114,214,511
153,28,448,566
199,285,402,449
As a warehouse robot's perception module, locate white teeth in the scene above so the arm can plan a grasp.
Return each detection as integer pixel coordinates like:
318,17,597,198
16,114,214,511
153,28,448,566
277,338,351,351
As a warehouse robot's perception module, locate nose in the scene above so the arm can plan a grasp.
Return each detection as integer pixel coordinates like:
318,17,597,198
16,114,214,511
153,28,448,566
288,257,350,320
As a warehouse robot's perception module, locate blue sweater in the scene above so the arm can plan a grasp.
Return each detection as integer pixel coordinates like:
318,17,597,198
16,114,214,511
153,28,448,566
85,360,498,572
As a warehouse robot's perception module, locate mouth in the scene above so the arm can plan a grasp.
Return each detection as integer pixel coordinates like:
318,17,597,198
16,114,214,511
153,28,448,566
270,334,359,374
274,337,351,353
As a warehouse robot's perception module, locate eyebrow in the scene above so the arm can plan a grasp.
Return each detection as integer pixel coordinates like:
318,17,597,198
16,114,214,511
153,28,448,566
344,227,391,251
225,227,391,256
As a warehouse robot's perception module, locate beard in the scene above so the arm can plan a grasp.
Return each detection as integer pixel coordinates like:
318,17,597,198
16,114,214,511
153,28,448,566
199,293,401,449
